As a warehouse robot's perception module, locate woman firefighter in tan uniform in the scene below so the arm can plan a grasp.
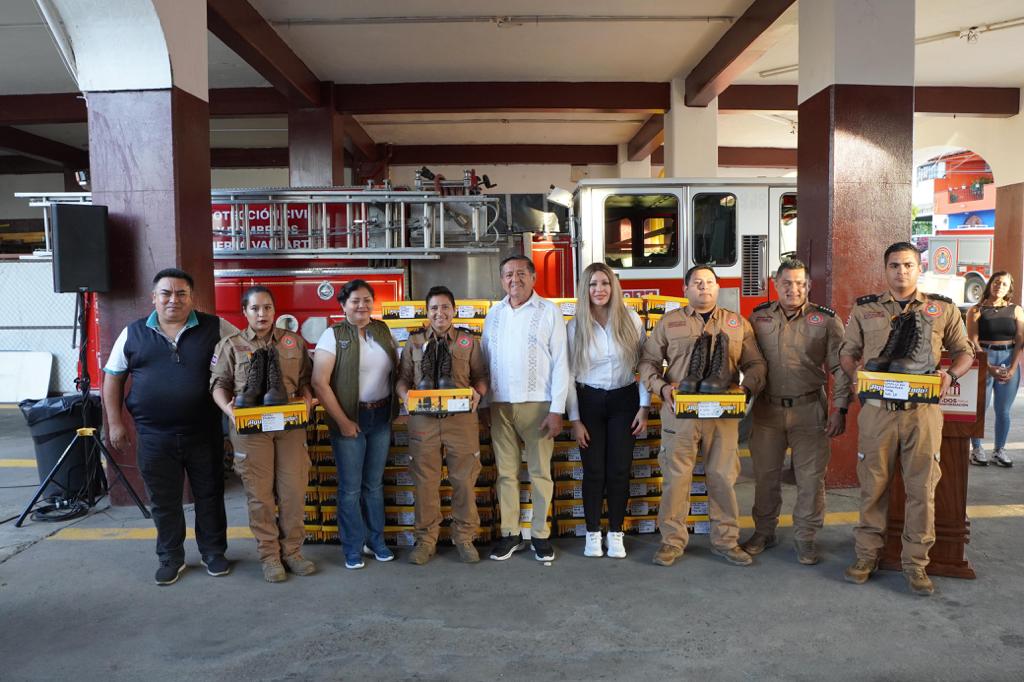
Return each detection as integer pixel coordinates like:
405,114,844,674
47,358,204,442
210,285,316,583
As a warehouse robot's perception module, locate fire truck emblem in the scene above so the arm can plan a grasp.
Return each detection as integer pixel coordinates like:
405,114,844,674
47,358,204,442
933,247,953,274
317,281,335,301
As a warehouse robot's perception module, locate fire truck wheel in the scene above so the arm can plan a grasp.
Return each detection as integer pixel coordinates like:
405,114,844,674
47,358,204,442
964,276,985,305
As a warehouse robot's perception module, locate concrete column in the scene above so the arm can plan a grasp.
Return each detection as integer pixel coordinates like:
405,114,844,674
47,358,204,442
44,0,212,503
288,82,345,187
617,144,651,178
663,78,718,178
797,0,915,487
994,183,1024,298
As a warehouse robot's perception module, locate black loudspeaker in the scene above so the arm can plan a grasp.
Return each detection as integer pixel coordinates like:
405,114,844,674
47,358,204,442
51,203,110,293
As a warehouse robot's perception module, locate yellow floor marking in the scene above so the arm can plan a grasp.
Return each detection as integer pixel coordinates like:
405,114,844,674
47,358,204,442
0,459,36,467
48,505,1022,541
0,404,21,410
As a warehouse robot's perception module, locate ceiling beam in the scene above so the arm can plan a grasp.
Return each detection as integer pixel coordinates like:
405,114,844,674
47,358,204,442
718,84,798,111
0,93,87,125
0,127,88,168
627,114,665,162
914,86,1020,117
388,145,619,166
209,87,289,117
335,82,670,115
343,115,379,161
649,146,797,168
210,147,289,168
685,0,795,107
0,156,66,174
207,0,321,106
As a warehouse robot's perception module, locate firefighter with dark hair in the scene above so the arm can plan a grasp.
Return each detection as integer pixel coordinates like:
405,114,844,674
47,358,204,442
840,242,974,596
395,285,489,565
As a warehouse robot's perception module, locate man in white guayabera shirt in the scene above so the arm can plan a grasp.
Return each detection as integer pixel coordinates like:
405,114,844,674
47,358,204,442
482,255,570,563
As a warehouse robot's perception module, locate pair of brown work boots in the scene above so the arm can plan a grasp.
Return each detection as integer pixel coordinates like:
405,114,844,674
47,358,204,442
864,311,935,374
416,338,456,390
679,332,732,394
235,347,288,408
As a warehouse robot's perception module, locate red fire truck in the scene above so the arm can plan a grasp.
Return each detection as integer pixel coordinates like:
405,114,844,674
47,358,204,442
927,227,993,304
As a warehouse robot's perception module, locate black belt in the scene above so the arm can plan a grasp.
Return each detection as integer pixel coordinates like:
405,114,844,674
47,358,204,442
359,398,390,410
765,390,821,408
576,382,637,394
980,343,1014,351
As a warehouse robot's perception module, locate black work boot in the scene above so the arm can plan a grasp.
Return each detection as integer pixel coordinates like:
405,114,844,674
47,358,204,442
679,332,711,394
436,340,457,389
417,340,436,390
699,332,733,394
262,347,288,406
235,348,267,408
864,312,910,371
888,312,936,375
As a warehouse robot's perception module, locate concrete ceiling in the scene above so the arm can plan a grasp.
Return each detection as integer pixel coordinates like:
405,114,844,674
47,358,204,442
0,0,1021,162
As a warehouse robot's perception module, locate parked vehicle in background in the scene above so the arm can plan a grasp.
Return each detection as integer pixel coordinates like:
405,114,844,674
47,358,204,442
927,228,993,304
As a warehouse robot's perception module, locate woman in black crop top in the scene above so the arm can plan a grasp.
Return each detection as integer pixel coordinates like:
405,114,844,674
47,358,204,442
966,271,1024,467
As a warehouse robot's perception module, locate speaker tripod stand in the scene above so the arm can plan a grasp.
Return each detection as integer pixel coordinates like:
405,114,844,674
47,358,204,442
15,290,150,527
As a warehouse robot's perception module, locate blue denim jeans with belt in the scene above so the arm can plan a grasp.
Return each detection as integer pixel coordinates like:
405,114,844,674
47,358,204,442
330,404,391,560
971,346,1020,451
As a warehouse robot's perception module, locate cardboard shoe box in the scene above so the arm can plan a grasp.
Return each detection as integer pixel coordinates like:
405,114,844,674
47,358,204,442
406,388,473,415
675,387,747,419
233,400,308,434
857,370,941,404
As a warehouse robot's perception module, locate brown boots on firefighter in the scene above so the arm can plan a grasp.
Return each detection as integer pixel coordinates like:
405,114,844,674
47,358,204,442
865,311,935,374
235,347,287,408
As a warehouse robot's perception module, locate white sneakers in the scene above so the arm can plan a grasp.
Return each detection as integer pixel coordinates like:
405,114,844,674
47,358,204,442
606,532,626,559
993,448,1014,467
970,445,989,466
584,531,603,557
583,531,627,559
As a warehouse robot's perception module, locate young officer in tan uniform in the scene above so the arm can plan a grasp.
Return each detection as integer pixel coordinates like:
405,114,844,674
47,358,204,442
742,258,852,566
210,286,315,583
639,264,766,568
840,242,974,596
396,285,489,565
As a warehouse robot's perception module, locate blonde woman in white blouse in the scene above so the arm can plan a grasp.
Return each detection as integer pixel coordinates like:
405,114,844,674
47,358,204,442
567,263,650,559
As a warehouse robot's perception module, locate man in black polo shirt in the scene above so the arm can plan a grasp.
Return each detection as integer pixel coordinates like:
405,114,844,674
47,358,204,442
102,268,237,585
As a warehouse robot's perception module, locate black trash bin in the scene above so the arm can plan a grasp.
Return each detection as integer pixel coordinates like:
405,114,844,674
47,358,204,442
19,394,104,500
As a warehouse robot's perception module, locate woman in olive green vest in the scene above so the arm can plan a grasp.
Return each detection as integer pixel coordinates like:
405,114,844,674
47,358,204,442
312,279,399,569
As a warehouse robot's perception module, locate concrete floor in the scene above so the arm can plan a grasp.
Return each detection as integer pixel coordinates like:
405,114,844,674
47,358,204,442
1,404,1023,681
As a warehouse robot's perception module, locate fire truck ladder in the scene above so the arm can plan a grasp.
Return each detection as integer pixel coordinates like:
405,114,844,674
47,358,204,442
17,186,503,261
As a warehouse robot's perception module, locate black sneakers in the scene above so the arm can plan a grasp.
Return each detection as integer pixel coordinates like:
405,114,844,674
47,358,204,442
531,538,555,562
201,554,231,577
155,560,186,586
489,534,527,561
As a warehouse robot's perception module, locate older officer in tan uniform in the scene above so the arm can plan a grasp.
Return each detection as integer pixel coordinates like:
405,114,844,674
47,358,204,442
640,264,766,567
840,242,974,596
396,285,489,565
210,285,315,583
742,258,852,566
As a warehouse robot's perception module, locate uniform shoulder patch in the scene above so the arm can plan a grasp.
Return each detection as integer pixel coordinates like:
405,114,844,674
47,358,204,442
811,303,835,317
927,293,953,304
856,294,880,306
752,301,772,312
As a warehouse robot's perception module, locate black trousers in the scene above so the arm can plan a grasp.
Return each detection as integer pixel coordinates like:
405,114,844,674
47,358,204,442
136,430,227,563
576,382,640,532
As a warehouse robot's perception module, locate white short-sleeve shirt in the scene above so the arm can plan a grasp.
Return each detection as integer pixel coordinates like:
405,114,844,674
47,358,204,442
315,327,392,402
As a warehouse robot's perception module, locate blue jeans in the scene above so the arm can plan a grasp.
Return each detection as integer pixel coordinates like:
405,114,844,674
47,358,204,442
330,404,392,558
971,347,1020,451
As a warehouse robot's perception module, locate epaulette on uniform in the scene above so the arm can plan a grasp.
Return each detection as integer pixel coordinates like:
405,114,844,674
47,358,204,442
753,301,772,312
811,303,835,317
856,294,880,306
927,293,953,304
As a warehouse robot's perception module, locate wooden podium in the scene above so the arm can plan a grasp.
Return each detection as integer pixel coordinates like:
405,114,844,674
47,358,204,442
879,352,986,578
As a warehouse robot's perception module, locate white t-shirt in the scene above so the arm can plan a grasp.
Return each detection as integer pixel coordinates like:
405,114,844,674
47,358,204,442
315,327,392,402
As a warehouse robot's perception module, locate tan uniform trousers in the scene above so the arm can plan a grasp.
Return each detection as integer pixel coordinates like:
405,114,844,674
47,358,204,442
854,403,943,568
491,401,554,539
749,396,829,541
408,412,482,546
658,402,741,551
231,427,310,563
